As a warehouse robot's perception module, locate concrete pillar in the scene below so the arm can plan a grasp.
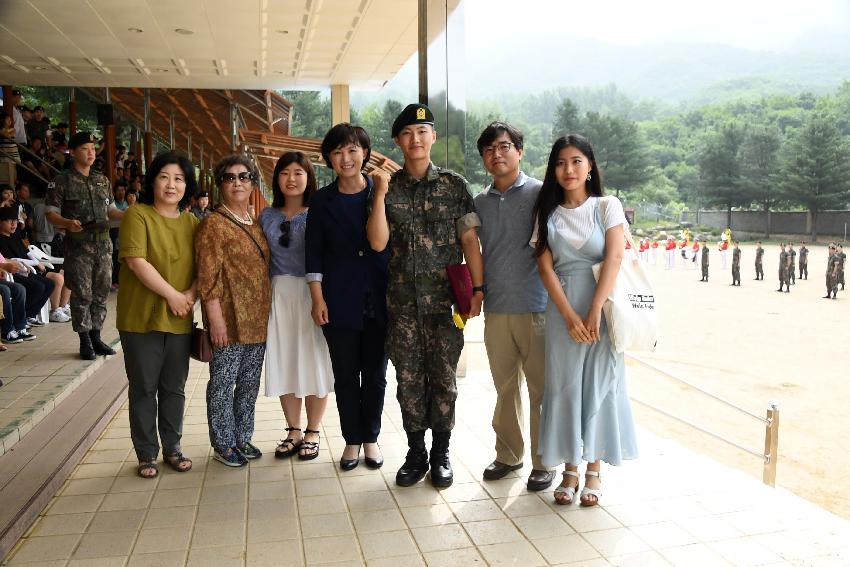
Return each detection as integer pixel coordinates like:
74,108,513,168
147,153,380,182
330,84,350,125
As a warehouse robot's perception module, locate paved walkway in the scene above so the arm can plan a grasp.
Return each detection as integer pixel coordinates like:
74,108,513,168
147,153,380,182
2,318,849,566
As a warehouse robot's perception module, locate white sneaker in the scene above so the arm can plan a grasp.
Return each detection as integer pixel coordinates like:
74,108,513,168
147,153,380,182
61,305,71,317
27,317,45,327
50,309,71,323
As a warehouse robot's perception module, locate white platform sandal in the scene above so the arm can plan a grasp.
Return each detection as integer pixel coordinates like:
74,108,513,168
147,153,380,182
580,470,602,507
553,470,580,505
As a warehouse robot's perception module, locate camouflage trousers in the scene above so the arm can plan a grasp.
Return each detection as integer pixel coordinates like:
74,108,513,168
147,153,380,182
778,267,788,287
65,239,112,333
755,261,763,279
827,273,838,295
732,265,740,284
799,263,807,279
839,270,845,287
387,310,464,433
701,265,708,279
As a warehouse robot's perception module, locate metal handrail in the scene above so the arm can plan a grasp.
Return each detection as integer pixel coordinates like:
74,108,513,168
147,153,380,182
627,354,780,486
628,354,768,424
16,143,61,177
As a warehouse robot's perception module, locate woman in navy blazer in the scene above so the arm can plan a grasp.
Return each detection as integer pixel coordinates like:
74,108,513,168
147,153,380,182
306,123,391,471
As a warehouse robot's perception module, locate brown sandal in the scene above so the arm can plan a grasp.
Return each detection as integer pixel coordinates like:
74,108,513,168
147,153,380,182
137,461,159,479
165,452,192,472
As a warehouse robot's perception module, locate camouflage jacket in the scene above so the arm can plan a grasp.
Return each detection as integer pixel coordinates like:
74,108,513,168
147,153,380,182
732,248,741,267
373,163,480,315
44,167,113,226
788,249,796,267
827,253,840,274
799,246,808,263
701,246,709,265
839,252,846,270
779,251,788,270
755,247,764,262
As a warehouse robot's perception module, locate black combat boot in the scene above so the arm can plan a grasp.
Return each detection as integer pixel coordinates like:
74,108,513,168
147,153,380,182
89,329,116,356
396,431,429,487
429,431,453,488
79,332,96,360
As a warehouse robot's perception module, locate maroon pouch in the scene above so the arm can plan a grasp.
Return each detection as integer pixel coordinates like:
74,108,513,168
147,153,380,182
446,263,473,315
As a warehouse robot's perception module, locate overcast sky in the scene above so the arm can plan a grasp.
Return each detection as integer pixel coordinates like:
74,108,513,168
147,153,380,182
464,0,850,52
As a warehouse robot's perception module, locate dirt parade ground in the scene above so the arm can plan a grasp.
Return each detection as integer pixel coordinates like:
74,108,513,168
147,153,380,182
461,241,850,520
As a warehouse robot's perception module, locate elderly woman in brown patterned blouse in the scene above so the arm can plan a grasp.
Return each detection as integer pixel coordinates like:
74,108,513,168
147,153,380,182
196,155,271,468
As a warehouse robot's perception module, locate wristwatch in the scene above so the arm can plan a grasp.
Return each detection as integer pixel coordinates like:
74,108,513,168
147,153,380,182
472,284,487,295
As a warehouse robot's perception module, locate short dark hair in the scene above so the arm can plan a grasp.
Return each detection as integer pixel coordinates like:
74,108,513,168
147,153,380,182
141,150,196,209
271,152,317,208
320,123,372,169
476,121,524,156
214,154,259,190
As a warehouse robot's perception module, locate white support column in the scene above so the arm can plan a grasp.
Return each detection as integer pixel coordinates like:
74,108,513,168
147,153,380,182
330,84,350,126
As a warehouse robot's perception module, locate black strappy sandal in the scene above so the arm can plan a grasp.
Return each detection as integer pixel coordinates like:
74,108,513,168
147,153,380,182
298,428,320,461
275,427,303,459
165,452,193,473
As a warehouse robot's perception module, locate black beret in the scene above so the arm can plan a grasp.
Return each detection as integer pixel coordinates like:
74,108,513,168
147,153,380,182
391,103,435,137
68,131,97,149
55,122,68,129
0,207,18,221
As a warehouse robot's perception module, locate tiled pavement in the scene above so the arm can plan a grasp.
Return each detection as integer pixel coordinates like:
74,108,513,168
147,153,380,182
2,317,850,566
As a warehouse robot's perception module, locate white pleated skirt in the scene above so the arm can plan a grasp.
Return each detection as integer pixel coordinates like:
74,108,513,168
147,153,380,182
264,275,334,398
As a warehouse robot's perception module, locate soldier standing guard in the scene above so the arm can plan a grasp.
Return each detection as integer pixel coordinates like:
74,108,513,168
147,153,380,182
700,239,709,282
798,242,808,280
366,104,484,489
787,243,796,285
825,244,839,299
731,241,741,286
777,243,790,293
838,244,845,291
754,241,764,280
45,132,125,359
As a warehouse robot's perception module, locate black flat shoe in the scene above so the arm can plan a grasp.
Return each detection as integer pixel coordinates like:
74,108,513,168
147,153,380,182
364,455,383,469
340,457,360,471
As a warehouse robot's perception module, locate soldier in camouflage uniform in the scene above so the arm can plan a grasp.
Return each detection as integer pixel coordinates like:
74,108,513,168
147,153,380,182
45,132,124,359
787,243,796,285
731,241,741,286
798,242,808,280
367,104,484,489
777,244,789,292
825,244,839,299
754,241,764,280
838,244,845,290
699,240,709,282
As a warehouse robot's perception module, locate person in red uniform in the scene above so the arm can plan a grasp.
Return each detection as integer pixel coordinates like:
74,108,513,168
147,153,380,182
665,237,676,269
651,239,659,265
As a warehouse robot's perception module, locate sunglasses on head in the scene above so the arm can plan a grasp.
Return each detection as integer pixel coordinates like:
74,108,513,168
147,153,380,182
279,220,291,247
221,172,255,183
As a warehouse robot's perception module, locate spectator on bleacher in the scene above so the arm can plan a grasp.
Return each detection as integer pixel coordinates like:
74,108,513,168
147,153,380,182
196,155,271,468
110,184,130,288
117,150,198,479
0,206,66,324
0,114,21,164
130,176,142,196
0,254,35,344
190,192,211,220
23,137,55,180
25,106,50,144
124,151,139,179
126,190,138,207
10,90,27,145
52,123,68,148
115,145,126,170
15,183,34,242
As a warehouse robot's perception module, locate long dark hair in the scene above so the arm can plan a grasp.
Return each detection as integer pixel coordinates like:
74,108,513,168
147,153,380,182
271,151,316,207
532,134,603,257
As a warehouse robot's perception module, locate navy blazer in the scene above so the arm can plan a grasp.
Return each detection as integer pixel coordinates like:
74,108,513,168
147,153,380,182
305,175,390,331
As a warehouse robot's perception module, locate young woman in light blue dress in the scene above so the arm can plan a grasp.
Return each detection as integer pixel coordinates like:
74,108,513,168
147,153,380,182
531,134,638,506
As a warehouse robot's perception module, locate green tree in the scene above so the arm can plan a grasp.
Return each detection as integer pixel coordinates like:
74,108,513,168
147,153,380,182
280,91,331,139
697,123,747,228
551,98,581,139
780,112,850,241
739,126,782,236
581,112,647,197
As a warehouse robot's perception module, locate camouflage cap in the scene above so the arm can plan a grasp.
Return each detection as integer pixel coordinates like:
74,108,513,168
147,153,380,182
391,103,435,137
68,131,97,149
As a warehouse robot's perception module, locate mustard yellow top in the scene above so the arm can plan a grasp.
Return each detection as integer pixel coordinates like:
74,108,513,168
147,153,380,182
116,204,198,334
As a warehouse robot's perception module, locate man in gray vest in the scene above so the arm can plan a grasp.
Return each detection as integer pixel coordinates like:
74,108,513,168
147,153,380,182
474,122,555,491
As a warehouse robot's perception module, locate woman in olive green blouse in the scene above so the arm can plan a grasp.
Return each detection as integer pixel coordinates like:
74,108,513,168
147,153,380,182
117,151,198,479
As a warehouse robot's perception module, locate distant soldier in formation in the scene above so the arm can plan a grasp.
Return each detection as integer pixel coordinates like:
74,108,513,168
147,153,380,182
700,239,709,282
731,241,741,286
787,243,796,285
838,244,846,291
777,243,790,293
754,241,764,280
825,244,840,299
798,242,808,280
